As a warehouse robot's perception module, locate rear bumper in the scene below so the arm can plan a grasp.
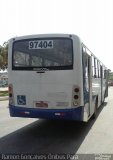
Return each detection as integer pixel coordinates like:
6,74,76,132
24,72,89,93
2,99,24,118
9,105,84,121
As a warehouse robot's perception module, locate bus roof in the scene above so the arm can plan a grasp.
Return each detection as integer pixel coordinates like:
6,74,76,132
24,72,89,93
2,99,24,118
9,33,81,42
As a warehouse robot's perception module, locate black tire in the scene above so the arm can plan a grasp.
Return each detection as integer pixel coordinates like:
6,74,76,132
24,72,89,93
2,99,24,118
92,98,98,119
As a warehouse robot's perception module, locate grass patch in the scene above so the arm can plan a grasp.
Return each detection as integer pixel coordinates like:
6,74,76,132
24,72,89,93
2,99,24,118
0,91,9,97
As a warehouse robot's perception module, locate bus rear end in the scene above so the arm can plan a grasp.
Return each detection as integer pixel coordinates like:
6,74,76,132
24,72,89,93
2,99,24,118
8,34,84,121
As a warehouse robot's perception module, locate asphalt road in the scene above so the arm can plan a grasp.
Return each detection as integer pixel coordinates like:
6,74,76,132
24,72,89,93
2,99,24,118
0,87,113,159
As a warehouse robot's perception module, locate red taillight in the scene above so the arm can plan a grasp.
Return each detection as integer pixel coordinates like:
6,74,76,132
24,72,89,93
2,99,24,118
60,113,66,116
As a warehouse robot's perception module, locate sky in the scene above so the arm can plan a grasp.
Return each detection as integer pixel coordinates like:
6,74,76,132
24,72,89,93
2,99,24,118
0,0,113,71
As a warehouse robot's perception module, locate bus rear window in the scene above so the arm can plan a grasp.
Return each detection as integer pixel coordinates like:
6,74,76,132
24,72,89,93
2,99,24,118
12,38,73,70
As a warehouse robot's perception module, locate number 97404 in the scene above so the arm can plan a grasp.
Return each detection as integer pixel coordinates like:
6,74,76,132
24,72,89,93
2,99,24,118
29,40,53,49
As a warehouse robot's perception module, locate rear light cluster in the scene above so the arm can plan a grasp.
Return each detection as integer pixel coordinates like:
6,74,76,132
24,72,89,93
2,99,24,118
72,86,80,107
8,84,14,105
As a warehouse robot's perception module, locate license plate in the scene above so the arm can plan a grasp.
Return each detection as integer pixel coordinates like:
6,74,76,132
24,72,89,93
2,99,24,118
35,101,48,108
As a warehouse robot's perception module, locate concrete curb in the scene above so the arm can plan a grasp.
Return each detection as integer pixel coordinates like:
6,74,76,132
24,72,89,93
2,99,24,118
0,96,9,101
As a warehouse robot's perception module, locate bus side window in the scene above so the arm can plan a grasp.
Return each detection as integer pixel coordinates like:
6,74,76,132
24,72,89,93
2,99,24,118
92,57,98,78
85,55,88,78
100,65,102,78
104,69,107,79
102,68,104,78
82,47,88,78
92,56,97,78
98,61,101,78
95,59,98,78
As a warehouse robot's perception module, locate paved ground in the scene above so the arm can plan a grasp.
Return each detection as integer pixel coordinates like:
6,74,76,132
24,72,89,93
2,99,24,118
77,87,113,154
0,87,113,159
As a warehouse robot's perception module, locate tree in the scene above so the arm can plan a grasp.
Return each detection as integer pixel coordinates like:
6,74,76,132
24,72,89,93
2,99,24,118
109,72,113,81
0,42,8,70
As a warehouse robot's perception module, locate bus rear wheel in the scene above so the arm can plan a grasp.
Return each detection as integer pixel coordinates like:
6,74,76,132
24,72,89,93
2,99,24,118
92,98,98,119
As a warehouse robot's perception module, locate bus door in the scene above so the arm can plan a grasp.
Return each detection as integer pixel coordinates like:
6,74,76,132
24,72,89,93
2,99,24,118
105,70,109,97
101,67,108,102
83,52,92,117
101,66,104,103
